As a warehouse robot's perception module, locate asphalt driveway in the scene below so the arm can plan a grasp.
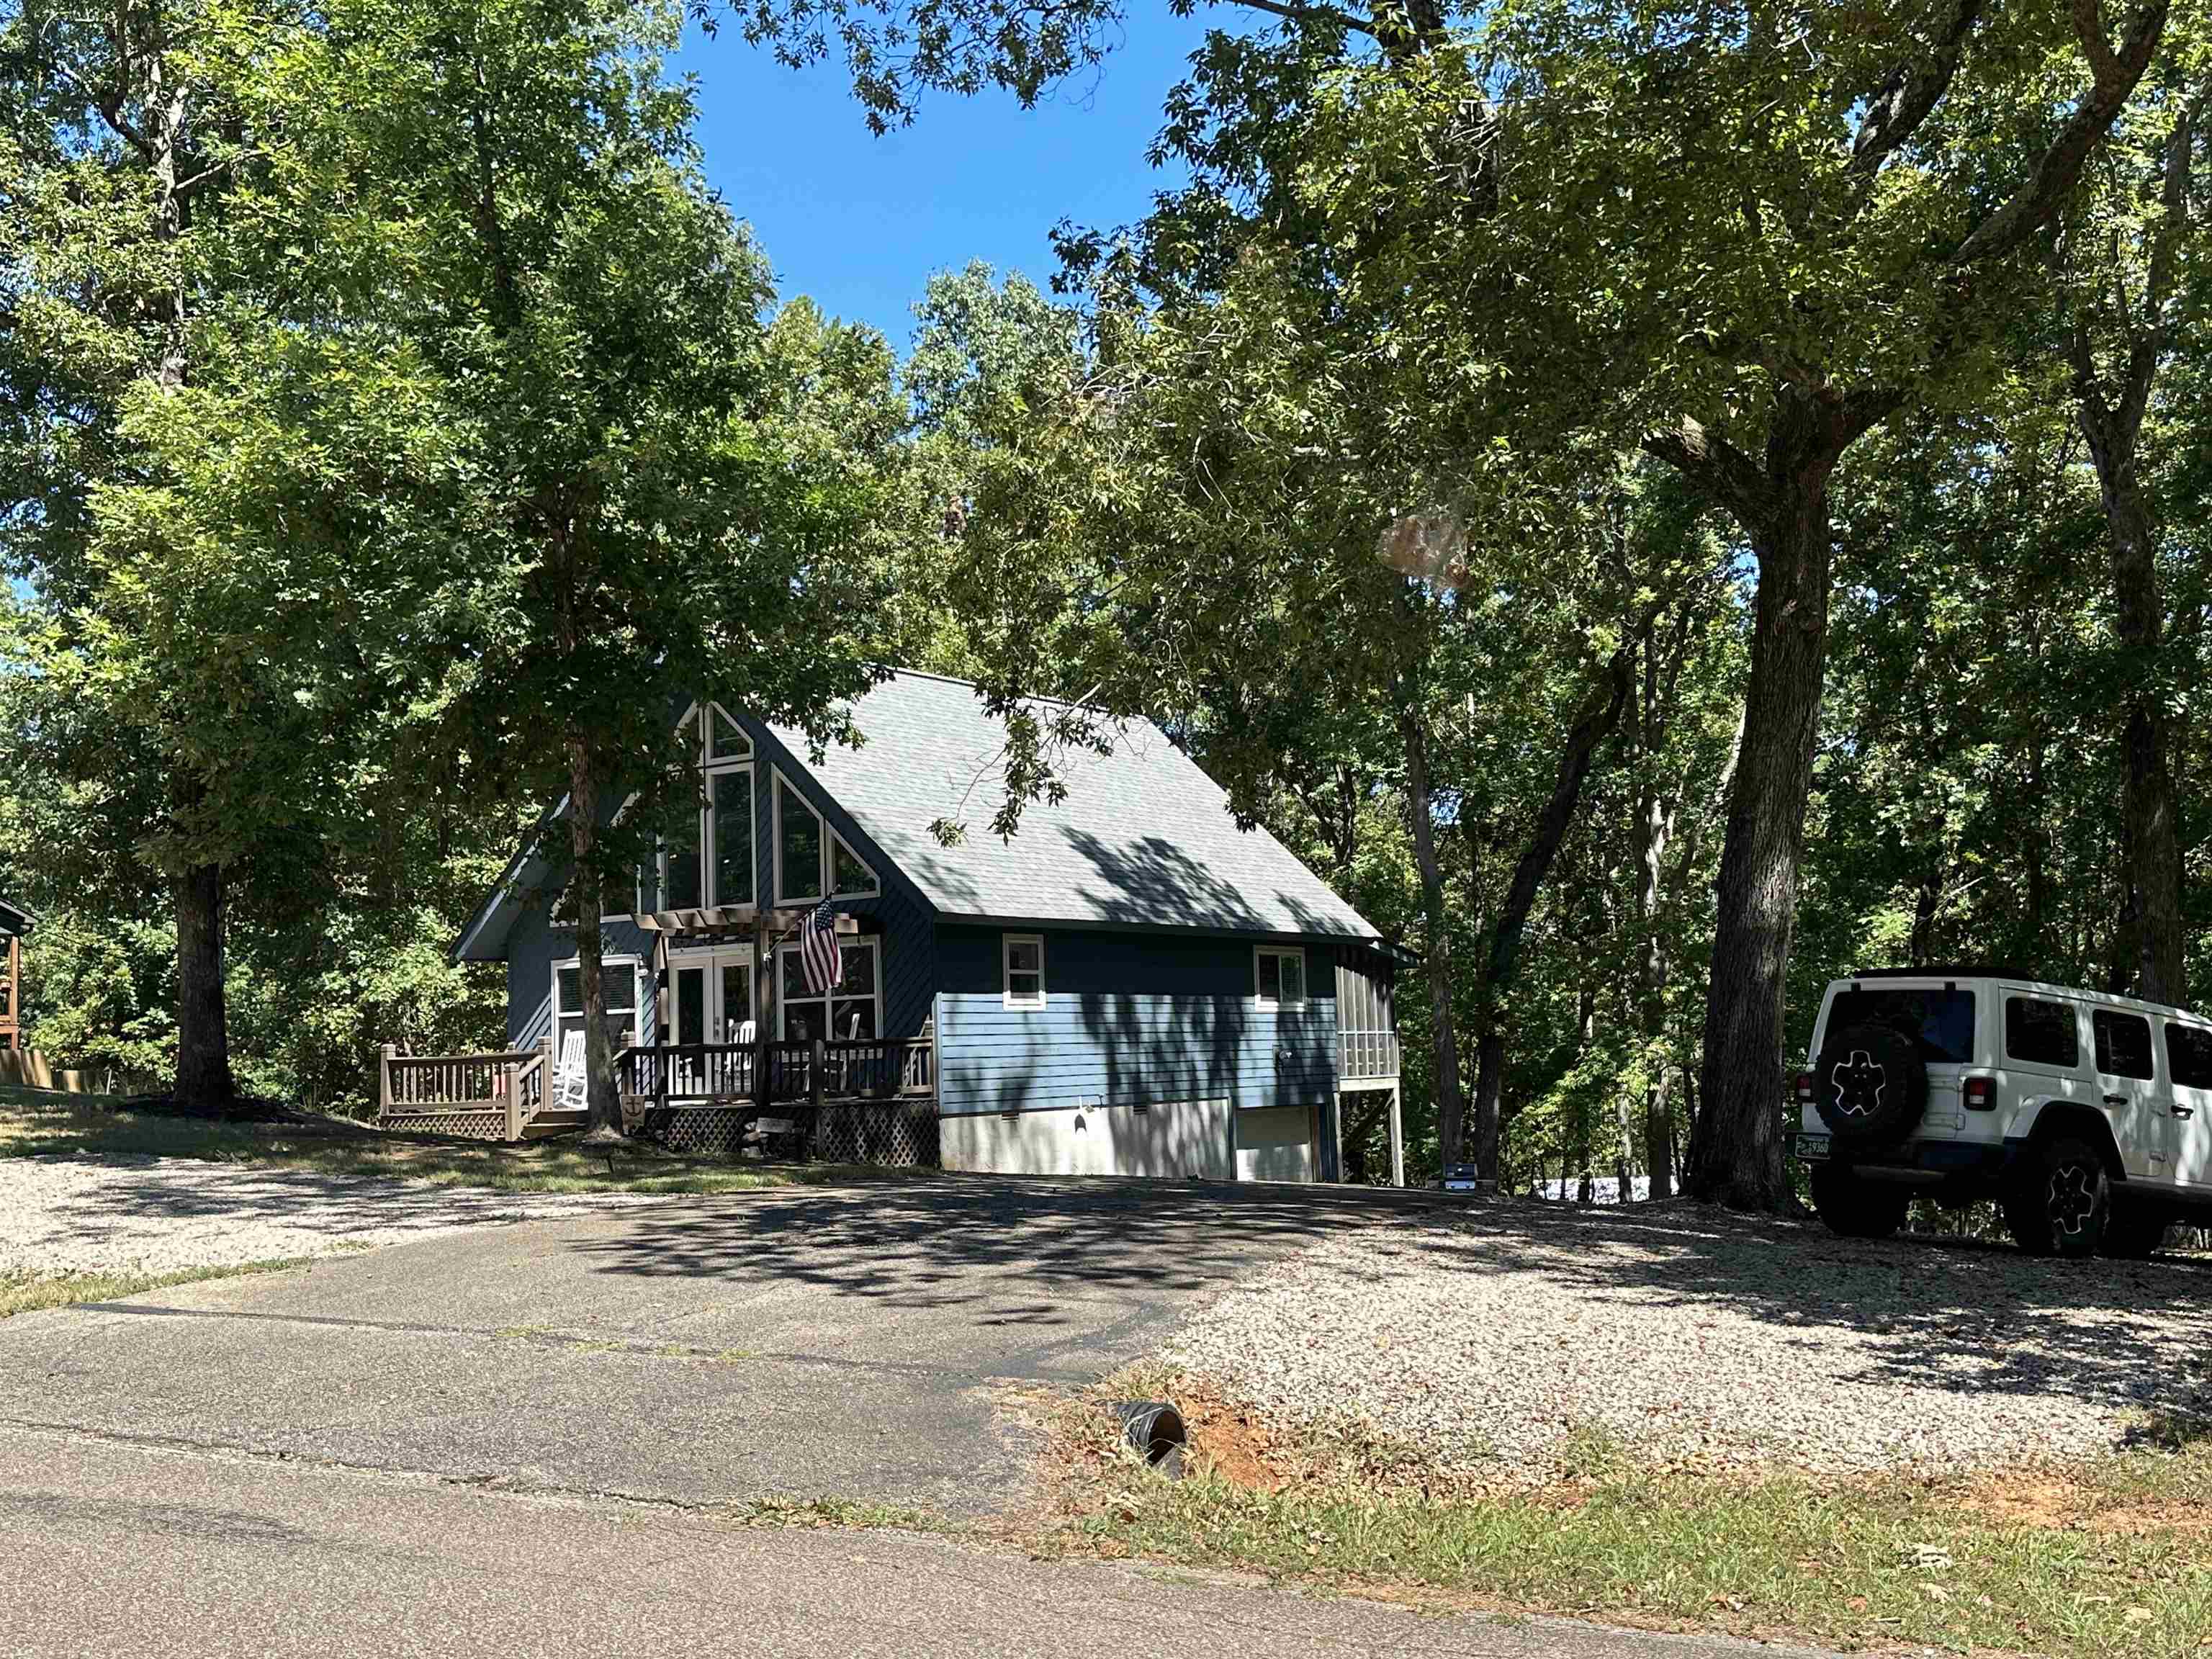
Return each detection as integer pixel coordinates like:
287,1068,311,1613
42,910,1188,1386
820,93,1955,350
0,1177,1420,1514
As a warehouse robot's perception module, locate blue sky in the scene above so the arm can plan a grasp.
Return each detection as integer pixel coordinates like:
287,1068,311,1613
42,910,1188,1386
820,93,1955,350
675,5,1228,351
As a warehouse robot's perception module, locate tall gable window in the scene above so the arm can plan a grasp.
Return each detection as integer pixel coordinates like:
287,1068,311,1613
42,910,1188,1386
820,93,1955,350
651,703,753,912
775,770,878,904
775,774,824,904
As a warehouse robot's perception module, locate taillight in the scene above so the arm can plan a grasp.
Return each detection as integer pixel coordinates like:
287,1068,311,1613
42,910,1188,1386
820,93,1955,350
1793,1071,1817,1105
1964,1076,1996,1111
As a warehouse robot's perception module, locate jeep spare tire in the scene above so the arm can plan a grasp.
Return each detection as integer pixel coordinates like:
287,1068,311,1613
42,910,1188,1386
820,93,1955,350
1811,1022,1928,1144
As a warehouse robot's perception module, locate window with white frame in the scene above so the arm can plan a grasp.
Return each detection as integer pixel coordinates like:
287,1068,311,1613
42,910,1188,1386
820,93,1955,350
1002,934,1046,1009
651,703,754,912
554,957,647,1056
774,770,877,904
776,937,881,1041
1254,945,1307,1009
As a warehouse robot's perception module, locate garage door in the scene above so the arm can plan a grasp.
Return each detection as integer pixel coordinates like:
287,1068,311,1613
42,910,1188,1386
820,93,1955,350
1235,1104,1316,1184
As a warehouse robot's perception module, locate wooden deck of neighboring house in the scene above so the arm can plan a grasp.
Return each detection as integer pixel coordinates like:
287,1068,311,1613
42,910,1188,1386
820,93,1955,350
0,896,30,1054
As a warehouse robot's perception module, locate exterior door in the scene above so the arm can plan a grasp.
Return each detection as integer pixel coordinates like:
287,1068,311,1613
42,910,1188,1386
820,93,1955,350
2162,1020,2212,1190
670,951,755,1097
2091,1007,2171,1184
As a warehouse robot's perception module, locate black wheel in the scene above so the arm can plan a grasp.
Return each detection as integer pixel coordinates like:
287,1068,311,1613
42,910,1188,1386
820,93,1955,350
2100,1201,2170,1260
2003,1137,2110,1258
1810,1165,1912,1239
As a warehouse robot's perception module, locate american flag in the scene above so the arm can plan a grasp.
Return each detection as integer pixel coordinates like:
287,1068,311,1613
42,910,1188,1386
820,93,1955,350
799,898,843,997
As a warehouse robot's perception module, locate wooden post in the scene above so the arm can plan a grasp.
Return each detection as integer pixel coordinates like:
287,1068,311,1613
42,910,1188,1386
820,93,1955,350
378,1043,394,1120
810,1038,825,1108
1331,1091,1345,1185
1388,1084,1406,1189
504,1056,523,1142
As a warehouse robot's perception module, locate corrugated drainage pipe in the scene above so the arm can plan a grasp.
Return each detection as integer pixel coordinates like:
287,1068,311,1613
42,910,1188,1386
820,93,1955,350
1113,1400,1187,1478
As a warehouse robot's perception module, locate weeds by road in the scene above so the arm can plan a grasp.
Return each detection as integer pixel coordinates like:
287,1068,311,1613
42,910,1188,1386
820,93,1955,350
1,1258,310,1320
1040,1368,2212,1659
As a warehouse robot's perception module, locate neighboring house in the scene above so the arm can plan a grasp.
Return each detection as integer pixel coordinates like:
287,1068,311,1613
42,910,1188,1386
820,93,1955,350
442,671,1403,1184
0,896,29,1053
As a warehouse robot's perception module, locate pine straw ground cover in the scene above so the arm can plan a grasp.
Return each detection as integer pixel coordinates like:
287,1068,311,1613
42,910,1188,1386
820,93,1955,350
1035,1366,2212,1659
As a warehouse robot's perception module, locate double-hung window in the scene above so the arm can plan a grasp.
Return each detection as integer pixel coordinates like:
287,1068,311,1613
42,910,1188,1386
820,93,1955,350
1002,935,1046,1009
1255,945,1307,1010
554,958,645,1055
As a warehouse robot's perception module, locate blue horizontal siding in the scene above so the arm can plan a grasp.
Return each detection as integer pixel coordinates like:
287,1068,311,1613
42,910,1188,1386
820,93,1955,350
934,925,1338,1117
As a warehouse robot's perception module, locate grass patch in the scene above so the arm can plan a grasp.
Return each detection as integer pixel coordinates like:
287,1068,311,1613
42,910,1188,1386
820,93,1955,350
0,1092,910,1196
1043,1372,2212,1658
1,1257,313,1319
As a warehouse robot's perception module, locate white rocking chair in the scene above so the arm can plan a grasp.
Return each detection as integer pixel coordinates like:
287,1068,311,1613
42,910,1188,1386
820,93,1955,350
554,1030,588,1112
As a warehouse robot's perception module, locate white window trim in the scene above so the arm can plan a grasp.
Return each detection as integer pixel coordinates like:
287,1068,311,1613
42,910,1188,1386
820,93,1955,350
1254,945,1308,1010
552,953,649,1051
771,770,826,907
1002,933,1047,1010
703,761,755,909
829,827,879,899
774,936,882,1040
703,699,753,763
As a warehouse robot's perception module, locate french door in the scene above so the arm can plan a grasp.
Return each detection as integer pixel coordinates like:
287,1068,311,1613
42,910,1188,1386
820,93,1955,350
668,950,756,1097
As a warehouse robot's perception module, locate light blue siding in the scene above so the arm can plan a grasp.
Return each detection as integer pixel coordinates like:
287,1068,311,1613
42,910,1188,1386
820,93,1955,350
933,925,1337,1117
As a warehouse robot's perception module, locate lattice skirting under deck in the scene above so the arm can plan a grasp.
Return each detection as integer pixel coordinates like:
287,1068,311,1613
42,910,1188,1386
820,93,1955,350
380,1110,509,1141
635,1100,939,1168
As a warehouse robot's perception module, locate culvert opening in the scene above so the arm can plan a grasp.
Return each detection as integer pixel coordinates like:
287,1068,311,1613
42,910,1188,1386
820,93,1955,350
1113,1400,1187,1478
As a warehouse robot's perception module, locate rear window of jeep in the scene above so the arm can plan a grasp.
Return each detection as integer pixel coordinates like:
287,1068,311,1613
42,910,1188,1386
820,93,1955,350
1826,988,1977,1064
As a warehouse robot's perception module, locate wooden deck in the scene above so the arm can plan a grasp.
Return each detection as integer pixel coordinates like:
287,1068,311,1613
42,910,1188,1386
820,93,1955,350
376,1035,935,1146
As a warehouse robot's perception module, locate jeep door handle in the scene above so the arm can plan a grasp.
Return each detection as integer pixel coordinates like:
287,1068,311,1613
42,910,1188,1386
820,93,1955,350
2176,1105,2198,1120
2104,1093,2130,1107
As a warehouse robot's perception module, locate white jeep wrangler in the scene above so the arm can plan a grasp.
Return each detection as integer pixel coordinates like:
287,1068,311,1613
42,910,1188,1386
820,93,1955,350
1792,969,2212,1257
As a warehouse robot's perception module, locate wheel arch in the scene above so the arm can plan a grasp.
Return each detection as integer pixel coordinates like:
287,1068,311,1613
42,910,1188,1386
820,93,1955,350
2020,1102,2126,1180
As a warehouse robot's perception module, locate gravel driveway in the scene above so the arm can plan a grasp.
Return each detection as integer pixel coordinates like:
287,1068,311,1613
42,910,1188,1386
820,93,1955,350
1,1154,658,1278
1162,1200,2212,1479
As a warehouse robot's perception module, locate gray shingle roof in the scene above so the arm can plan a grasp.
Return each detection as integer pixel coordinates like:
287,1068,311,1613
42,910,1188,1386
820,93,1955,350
769,672,1377,939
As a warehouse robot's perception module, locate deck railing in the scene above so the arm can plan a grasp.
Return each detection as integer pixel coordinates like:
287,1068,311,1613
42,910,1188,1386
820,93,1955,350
618,1035,935,1106
1339,1028,1401,1082
379,1040,550,1139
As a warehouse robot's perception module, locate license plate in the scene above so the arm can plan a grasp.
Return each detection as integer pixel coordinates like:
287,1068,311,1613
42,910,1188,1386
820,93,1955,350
1796,1133,1831,1163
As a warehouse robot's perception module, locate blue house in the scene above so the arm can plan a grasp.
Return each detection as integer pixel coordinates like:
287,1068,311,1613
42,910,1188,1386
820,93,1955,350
438,672,1403,1184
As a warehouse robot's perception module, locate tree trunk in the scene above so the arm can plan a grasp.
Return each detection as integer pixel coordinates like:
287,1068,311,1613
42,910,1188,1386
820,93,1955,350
1467,643,1636,1182
2100,471,2185,1004
1909,853,1945,967
1690,467,1834,1211
1635,752,1675,1200
2066,101,2195,1006
567,732,624,1137
173,862,233,1107
1398,692,1465,1169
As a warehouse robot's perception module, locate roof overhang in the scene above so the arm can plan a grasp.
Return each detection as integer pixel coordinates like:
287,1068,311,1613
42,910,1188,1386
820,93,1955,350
0,897,35,939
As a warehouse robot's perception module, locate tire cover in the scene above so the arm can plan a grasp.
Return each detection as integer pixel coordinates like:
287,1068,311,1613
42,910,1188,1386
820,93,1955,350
1812,1022,1929,1143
